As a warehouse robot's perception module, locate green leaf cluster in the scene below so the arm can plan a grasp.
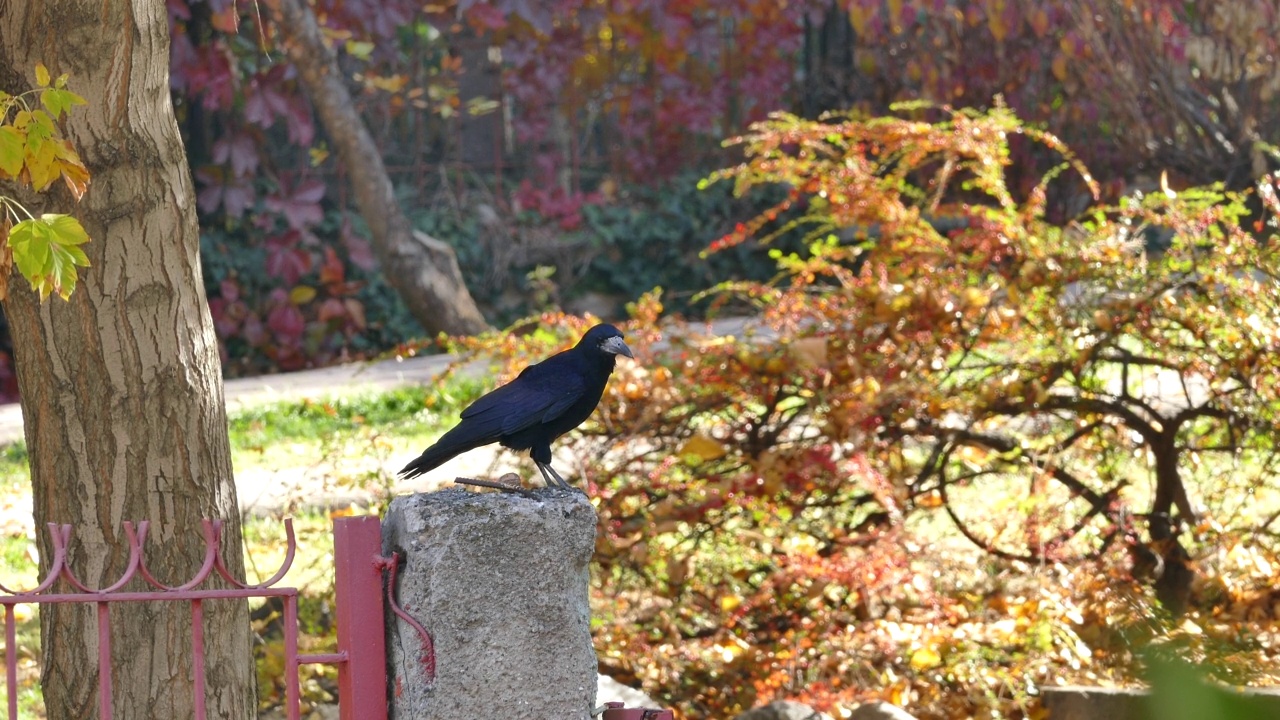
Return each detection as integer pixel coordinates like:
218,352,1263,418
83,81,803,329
7,214,90,300
0,63,92,302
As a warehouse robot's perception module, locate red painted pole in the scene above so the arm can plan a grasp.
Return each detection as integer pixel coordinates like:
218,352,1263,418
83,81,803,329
5,605,15,720
333,516,388,720
192,599,206,720
285,595,301,720
97,602,112,720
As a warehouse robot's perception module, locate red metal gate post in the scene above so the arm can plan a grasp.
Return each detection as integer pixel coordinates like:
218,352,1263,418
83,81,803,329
332,516,388,720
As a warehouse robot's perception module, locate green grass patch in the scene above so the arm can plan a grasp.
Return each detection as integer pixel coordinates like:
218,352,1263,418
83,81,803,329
228,380,485,451
0,443,29,481
226,379,487,477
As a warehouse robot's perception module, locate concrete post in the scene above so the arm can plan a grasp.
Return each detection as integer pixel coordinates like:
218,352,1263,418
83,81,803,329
382,487,599,719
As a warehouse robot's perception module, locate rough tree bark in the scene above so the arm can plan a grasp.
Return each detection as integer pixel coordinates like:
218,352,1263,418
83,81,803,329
265,0,491,337
0,1,254,718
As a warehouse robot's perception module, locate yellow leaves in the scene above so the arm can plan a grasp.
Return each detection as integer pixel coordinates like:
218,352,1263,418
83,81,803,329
720,594,742,612
909,645,943,671
986,2,1009,42
712,637,750,663
0,126,23,177
0,68,91,198
679,434,727,464
1222,542,1275,579
24,130,58,191
364,72,409,93
781,533,820,557
851,376,881,402
289,285,318,304
344,40,375,60
1051,53,1070,81
1177,617,1203,636
962,286,989,309
54,140,89,199
847,5,871,36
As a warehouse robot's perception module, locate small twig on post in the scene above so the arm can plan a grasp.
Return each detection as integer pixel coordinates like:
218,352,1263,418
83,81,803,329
454,477,539,499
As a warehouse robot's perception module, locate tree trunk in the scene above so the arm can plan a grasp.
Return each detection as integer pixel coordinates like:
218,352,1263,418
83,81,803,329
1150,437,1195,615
265,0,491,337
0,1,254,718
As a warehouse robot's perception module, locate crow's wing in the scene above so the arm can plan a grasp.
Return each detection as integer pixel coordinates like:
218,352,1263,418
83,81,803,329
459,360,588,436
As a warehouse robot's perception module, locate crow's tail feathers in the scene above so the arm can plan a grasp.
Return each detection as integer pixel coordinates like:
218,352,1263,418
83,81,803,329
398,449,447,480
397,424,497,479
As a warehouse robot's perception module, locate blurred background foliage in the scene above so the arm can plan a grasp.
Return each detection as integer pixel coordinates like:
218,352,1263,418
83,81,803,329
8,1,1280,718
175,0,1280,716
441,105,1280,717
86,0,1269,381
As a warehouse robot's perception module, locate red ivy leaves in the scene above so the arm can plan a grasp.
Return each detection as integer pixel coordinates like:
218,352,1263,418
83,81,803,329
212,131,259,177
195,167,254,218
340,219,378,271
245,65,315,145
463,2,508,31
265,179,326,231
265,231,314,285
266,292,306,341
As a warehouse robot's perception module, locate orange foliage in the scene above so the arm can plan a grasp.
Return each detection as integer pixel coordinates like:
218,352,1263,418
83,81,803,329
430,105,1280,718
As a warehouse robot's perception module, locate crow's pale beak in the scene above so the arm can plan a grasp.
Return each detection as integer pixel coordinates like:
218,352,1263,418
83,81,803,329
602,336,633,359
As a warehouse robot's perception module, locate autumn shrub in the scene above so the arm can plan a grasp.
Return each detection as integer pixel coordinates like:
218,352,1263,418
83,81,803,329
433,104,1280,718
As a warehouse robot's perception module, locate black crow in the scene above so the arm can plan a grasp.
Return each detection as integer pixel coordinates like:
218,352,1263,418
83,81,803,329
398,323,633,487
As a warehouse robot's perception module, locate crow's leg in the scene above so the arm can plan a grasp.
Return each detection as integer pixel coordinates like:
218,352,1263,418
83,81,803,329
535,462,556,487
537,462,571,489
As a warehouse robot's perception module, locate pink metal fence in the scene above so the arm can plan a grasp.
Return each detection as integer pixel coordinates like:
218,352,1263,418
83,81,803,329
0,515,427,720
1,514,672,719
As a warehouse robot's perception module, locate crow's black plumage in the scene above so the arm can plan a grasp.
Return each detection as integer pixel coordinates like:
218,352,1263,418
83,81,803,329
398,323,633,487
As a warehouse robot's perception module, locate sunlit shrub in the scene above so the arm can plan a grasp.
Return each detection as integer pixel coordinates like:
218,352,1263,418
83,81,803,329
433,104,1280,718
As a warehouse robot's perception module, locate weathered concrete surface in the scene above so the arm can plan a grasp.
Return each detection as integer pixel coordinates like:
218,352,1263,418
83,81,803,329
1041,685,1280,720
1041,687,1144,720
383,487,598,720
734,699,833,719
849,702,918,720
